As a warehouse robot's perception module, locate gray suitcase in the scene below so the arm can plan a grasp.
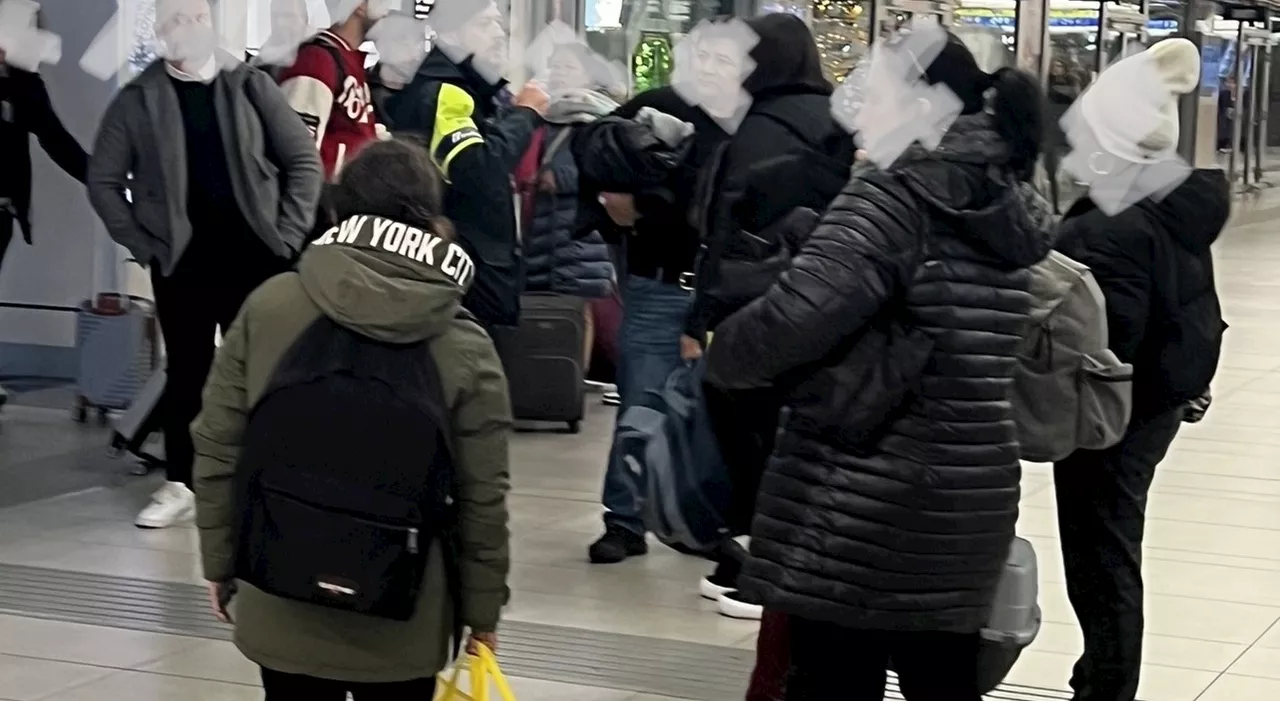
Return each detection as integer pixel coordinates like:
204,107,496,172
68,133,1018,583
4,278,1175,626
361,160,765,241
74,294,158,423
977,536,1041,693
507,294,586,433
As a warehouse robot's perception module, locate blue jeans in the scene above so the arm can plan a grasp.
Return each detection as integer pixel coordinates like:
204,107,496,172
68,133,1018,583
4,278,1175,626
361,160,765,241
602,274,691,534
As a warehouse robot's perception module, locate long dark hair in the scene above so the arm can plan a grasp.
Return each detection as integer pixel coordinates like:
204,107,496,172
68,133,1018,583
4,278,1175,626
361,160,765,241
327,138,454,240
923,34,1044,180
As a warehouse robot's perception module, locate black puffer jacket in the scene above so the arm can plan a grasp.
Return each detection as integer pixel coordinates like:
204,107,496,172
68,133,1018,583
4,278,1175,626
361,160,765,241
685,91,850,338
1056,169,1230,418
705,115,1054,633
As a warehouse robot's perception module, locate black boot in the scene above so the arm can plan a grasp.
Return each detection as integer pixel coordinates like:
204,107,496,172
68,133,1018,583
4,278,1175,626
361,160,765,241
589,524,648,564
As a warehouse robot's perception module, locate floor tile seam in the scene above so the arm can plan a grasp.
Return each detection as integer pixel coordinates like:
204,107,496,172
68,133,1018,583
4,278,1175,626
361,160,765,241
1032,620,1261,646
1036,572,1280,606
1169,431,1280,447
1146,485,1280,502
27,666,262,701
1191,616,1280,700
0,532,201,557
1020,504,1280,534
1207,369,1271,401
1152,466,1280,482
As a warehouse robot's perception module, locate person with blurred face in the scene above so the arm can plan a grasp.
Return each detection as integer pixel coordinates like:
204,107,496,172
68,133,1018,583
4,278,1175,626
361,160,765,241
254,0,312,71
516,43,618,369
276,0,390,178
367,11,427,126
87,0,323,529
0,7,90,412
386,0,548,342
690,29,749,122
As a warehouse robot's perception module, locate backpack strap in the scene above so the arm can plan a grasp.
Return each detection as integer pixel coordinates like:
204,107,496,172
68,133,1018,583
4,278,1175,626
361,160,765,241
304,37,350,105
540,127,574,168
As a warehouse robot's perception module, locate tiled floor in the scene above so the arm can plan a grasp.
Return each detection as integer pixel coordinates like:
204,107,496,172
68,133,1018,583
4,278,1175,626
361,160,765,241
4,199,1280,699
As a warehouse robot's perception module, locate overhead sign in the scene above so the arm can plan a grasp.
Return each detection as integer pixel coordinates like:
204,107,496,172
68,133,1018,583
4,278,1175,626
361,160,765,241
955,7,1177,30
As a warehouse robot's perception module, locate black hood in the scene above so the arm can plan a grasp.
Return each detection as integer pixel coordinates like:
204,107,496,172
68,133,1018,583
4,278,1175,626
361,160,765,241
1136,169,1231,254
896,115,1055,268
743,13,832,98
750,92,838,147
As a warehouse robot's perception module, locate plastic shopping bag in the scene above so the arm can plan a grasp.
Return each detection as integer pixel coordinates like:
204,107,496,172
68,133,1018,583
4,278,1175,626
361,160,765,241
436,644,517,701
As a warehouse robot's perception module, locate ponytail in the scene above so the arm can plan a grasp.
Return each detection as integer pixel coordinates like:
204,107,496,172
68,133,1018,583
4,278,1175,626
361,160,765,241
988,66,1045,181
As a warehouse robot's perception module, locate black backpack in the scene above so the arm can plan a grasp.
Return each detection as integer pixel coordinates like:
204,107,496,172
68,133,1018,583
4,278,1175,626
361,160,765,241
232,316,458,623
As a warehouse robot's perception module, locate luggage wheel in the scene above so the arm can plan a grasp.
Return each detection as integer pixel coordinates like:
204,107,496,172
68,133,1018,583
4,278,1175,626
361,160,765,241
567,420,581,434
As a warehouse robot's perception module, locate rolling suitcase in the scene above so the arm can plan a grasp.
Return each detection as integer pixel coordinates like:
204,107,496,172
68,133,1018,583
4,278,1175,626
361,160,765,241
507,293,586,433
109,364,167,474
74,294,159,423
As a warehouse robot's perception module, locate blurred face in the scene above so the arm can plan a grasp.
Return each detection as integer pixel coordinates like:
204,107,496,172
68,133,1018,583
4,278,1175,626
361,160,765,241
270,0,309,39
691,35,745,113
453,3,507,76
548,48,590,91
157,0,217,67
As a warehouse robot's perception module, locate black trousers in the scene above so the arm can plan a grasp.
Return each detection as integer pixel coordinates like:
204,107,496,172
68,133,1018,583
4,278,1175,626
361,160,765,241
261,667,436,700
0,214,14,277
1054,408,1183,701
704,383,782,536
786,618,982,700
150,232,286,487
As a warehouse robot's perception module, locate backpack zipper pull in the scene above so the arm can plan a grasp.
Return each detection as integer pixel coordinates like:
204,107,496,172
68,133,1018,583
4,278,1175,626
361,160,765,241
408,528,419,554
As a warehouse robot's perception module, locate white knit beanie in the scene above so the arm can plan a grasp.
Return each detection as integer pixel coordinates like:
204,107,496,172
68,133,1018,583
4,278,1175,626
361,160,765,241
1080,38,1201,163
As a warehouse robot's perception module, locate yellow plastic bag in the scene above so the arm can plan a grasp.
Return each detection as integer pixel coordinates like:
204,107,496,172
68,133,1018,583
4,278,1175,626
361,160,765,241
435,644,517,701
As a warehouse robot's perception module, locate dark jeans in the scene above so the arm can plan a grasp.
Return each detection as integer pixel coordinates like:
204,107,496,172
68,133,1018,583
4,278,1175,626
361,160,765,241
151,232,287,487
602,274,690,533
261,667,436,700
1054,408,1184,701
787,618,982,700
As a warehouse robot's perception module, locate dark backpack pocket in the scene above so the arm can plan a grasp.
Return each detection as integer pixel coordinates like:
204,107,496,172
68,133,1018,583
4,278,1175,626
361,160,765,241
240,484,428,621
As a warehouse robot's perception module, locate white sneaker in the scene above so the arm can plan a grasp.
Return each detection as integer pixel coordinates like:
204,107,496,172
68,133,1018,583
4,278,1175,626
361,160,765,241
700,576,735,601
135,482,196,529
717,590,764,621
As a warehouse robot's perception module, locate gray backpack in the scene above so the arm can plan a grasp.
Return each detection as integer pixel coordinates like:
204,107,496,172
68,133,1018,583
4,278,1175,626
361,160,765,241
1013,251,1134,462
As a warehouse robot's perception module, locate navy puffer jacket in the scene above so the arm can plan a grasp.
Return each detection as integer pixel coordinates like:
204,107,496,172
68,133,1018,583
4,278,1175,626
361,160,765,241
527,89,619,298
526,125,614,298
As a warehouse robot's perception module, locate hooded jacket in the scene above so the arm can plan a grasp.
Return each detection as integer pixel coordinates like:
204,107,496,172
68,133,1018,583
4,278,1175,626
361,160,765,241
191,215,511,683
1056,169,1229,417
523,89,618,298
386,48,540,327
0,66,88,246
685,13,843,339
705,115,1054,633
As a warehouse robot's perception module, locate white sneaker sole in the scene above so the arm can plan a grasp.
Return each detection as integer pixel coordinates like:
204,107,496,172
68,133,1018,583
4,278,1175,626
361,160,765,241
717,592,764,621
699,577,735,601
135,505,195,529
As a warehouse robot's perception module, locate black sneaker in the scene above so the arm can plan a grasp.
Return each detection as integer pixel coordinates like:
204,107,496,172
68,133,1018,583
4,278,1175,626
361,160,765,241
589,524,648,564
